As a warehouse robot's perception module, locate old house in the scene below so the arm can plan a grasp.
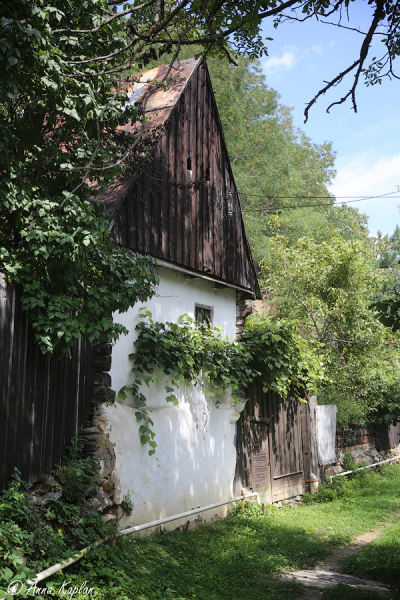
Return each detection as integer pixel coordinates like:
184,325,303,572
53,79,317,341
91,57,261,527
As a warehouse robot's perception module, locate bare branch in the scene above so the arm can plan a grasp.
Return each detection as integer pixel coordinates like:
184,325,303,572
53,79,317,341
319,18,389,36
304,0,385,122
304,58,361,123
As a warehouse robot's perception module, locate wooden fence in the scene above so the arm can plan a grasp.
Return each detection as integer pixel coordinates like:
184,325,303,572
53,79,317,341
0,275,94,491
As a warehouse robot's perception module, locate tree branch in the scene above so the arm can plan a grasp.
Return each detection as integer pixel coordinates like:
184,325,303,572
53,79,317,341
53,0,157,34
259,0,301,19
304,0,385,122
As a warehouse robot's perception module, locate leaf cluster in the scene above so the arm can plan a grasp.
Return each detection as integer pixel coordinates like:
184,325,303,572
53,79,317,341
0,0,158,356
118,308,325,453
118,308,260,454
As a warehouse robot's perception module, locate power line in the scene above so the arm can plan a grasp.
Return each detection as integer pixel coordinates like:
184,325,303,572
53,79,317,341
238,190,400,212
239,190,400,199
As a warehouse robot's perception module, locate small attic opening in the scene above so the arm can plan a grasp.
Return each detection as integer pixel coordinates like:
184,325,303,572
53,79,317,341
187,157,192,171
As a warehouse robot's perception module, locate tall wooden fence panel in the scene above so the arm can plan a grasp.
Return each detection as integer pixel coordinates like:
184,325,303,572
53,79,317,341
0,275,94,491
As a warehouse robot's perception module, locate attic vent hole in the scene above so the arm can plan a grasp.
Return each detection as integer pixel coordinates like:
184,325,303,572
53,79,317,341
206,166,210,182
187,157,192,171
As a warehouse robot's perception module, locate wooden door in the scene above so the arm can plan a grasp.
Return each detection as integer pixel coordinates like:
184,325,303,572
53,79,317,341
270,395,305,502
250,422,272,502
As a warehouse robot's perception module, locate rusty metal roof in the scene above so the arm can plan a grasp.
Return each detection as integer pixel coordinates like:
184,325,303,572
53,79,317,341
96,58,202,211
127,57,200,110
121,57,201,135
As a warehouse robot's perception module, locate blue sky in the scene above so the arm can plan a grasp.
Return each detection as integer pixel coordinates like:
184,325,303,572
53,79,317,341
259,4,400,236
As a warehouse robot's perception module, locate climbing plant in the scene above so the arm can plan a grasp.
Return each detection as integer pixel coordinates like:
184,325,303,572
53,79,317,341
118,308,325,455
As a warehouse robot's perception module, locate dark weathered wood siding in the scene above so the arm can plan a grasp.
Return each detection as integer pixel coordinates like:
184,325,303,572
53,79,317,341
378,422,400,452
111,60,258,297
234,382,318,502
0,275,94,491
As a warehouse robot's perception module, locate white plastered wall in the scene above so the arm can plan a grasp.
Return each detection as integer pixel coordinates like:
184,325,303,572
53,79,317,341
102,266,245,528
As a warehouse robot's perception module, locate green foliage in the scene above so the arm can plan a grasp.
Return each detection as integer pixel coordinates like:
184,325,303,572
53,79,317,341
302,466,377,506
342,452,357,472
120,494,133,518
228,499,277,519
302,477,356,505
242,313,326,399
118,308,325,453
0,0,157,356
262,230,400,424
47,501,325,600
118,308,261,454
372,225,400,333
0,436,113,591
0,518,35,600
45,465,400,599
50,436,99,504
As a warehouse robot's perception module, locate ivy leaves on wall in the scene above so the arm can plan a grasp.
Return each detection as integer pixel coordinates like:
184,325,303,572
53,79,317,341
118,309,325,455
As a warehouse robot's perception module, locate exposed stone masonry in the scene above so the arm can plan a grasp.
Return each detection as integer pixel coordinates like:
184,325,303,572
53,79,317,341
236,291,253,338
78,335,127,522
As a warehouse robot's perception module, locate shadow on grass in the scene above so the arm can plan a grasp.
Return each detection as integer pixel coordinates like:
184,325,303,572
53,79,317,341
70,513,334,600
341,536,400,587
321,583,390,600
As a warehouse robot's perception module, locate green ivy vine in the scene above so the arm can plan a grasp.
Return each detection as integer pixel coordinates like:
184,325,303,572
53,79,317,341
118,309,325,455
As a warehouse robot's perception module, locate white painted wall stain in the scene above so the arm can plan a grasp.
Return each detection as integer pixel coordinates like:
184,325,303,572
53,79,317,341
102,267,245,528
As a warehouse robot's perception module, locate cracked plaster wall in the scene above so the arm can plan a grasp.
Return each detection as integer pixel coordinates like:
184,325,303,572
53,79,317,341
101,267,246,528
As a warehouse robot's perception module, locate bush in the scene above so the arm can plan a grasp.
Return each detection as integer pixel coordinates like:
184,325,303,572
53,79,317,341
302,477,355,504
0,437,113,583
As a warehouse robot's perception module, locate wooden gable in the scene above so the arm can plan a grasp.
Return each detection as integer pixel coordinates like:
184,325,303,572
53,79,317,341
97,58,261,299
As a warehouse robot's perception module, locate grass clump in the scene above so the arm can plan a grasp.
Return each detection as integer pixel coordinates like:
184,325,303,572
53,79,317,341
302,465,374,505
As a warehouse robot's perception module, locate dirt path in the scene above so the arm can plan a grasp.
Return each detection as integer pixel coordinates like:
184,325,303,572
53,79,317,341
278,511,400,597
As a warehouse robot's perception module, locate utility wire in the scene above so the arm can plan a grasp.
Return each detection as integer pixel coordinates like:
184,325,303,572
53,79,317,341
239,190,400,199
238,190,400,212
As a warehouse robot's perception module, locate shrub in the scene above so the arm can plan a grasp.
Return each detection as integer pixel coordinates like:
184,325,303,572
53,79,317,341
0,437,112,580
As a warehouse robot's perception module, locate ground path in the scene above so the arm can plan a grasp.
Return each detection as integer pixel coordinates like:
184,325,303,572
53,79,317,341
277,510,400,598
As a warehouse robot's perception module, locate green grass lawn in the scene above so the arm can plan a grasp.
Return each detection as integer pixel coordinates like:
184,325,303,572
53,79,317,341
341,513,400,586
44,465,400,600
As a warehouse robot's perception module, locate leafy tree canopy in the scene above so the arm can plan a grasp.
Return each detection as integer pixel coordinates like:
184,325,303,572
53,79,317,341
0,0,159,356
2,0,399,357
371,226,400,332
262,230,400,424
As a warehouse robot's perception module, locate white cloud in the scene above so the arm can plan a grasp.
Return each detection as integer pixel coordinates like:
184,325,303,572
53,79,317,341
264,47,298,75
329,153,400,234
264,44,325,77
311,45,323,56
330,153,400,198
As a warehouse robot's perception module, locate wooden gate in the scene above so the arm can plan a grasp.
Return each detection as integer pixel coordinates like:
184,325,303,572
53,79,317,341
234,378,318,503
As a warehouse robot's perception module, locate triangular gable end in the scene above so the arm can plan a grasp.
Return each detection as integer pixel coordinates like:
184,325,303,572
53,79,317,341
96,57,261,299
